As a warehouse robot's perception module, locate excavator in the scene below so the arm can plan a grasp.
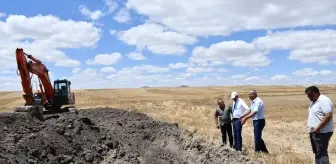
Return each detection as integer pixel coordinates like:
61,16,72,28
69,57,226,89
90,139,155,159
14,48,77,120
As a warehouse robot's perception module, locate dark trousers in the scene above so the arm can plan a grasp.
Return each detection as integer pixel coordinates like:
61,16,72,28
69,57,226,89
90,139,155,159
232,118,243,151
220,123,233,147
310,132,333,164
253,119,268,153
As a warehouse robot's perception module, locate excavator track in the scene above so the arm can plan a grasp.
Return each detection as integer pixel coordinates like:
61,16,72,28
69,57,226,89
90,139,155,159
14,105,78,121
42,106,78,115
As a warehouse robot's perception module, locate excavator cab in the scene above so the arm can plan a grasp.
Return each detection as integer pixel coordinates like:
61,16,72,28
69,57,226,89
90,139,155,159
53,79,75,107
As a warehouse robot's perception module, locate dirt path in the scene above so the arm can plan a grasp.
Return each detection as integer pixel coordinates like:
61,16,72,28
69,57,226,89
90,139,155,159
0,108,263,164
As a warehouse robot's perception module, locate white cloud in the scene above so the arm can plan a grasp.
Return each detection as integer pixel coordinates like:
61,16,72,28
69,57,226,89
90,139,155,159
100,66,117,73
104,0,119,13
232,74,246,79
113,8,131,23
127,52,146,60
0,70,12,74
253,30,336,65
217,68,228,73
253,68,260,72
79,5,104,21
103,65,173,87
0,13,6,18
189,40,271,67
118,65,171,74
0,75,22,91
3,1,336,90
55,59,81,67
186,67,215,73
126,0,336,36
244,76,262,82
292,68,319,77
179,73,194,78
78,0,118,21
66,65,237,89
72,68,81,74
188,29,336,68
109,29,117,35
102,65,171,83
0,14,100,71
271,75,291,81
116,23,198,55
68,68,109,89
195,61,223,68
86,53,122,65
168,62,190,69
0,70,55,91
290,68,336,85
320,70,333,76
2,15,100,47
46,65,335,90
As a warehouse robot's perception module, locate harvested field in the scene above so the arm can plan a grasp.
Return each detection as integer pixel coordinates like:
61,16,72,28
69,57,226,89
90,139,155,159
1,85,336,163
0,107,262,164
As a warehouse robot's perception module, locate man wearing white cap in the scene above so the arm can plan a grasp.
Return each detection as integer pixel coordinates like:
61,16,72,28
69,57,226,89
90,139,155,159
230,91,250,151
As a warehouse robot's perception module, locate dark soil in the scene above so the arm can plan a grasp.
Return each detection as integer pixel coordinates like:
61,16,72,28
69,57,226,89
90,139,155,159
0,107,263,164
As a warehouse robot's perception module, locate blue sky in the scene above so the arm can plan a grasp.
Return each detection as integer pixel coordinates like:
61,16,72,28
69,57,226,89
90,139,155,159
0,0,336,90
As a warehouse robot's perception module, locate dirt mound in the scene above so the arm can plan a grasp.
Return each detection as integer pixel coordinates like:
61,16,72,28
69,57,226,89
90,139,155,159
0,108,263,164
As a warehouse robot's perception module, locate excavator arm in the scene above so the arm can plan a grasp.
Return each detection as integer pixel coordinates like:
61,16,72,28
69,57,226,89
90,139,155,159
16,48,54,106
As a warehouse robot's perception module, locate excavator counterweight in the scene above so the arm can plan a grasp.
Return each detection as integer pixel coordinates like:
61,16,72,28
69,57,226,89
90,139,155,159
14,48,77,120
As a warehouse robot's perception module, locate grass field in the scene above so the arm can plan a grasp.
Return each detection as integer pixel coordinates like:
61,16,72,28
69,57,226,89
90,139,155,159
1,85,335,164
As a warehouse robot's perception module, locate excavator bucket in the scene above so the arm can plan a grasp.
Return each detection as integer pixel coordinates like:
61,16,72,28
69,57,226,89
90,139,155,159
14,105,45,121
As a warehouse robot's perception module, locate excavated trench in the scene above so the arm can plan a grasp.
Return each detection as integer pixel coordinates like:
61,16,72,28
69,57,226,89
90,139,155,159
0,107,263,164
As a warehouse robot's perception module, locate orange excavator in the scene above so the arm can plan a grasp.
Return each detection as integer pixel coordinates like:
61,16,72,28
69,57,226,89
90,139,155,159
14,48,77,119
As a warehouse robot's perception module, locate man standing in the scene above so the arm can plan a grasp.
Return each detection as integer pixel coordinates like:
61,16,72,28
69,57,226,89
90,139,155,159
230,92,250,151
241,90,268,154
214,98,234,148
305,86,334,164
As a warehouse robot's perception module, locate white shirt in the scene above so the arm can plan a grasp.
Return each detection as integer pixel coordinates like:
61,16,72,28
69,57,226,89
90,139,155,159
232,98,250,118
250,97,265,120
307,94,334,133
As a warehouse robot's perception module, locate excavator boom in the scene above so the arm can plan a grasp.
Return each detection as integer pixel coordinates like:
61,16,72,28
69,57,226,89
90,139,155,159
15,48,34,105
27,56,54,105
16,48,54,106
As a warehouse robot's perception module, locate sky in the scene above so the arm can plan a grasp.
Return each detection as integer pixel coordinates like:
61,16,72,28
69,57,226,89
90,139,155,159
0,0,336,91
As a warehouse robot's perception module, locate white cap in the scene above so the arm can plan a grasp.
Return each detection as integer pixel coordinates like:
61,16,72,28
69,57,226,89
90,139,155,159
230,92,238,99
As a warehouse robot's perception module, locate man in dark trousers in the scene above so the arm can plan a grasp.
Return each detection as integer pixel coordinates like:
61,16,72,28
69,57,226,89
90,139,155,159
305,86,334,164
230,91,250,151
214,98,234,148
241,90,269,154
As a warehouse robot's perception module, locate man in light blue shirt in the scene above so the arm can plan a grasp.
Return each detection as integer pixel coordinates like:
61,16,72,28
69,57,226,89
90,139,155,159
241,90,268,154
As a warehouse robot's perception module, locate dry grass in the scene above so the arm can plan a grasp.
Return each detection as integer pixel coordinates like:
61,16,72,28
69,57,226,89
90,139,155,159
1,85,336,164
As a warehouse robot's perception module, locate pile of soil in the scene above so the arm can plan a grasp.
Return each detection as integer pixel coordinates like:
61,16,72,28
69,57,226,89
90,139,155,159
0,107,263,164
